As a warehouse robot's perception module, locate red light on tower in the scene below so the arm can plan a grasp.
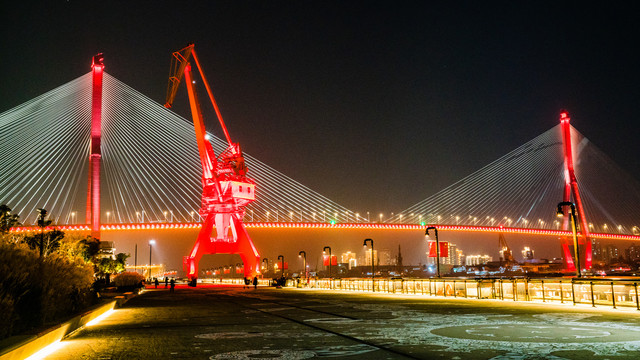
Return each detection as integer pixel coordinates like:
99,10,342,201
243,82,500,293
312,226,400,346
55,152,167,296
559,110,569,121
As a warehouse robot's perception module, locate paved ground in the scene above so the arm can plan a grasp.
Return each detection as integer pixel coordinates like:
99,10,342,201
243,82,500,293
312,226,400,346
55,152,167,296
46,284,640,359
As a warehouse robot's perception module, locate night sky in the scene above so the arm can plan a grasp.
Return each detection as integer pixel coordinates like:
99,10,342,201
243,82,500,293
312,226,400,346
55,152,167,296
2,1,639,215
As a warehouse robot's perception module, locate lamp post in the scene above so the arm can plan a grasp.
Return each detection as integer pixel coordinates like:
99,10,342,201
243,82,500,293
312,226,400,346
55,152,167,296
36,208,47,258
557,201,581,277
323,246,332,278
298,251,307,281
278,255,284,278
425,226,440,278
148,239,155,280
363,238,374,291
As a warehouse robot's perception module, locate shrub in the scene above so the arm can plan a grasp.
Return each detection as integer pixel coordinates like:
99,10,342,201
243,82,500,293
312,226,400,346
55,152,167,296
113,272,145,289
0,241,94,339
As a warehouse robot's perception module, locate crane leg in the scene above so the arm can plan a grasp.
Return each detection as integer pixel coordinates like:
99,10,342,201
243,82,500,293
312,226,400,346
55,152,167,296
230,215,260,279
185,213,216,286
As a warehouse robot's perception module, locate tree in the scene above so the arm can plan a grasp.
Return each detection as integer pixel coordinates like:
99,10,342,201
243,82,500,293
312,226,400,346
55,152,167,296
96,252,130,284
114,253,130,273
58,235,100,263
80,236,101,263
22,229,64,258
0,204,21,234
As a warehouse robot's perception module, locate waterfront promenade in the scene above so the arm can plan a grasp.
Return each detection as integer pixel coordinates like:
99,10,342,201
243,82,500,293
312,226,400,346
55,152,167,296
40,284,640,359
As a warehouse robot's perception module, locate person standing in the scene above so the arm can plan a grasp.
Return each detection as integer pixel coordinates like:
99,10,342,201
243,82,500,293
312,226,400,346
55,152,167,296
170,278,175,293
165,277,169,288
252,276,258,289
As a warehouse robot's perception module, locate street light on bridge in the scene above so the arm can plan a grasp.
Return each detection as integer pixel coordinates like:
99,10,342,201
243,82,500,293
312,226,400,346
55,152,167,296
425,226,441,278
557,201,581,278
323,246,332,278
363,239,374,291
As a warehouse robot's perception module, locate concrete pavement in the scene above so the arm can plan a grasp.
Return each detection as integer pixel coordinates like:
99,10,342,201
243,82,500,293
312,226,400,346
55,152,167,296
45,284,640,359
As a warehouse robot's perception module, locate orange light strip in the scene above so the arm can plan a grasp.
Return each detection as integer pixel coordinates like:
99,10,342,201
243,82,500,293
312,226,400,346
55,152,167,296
8,223,640,240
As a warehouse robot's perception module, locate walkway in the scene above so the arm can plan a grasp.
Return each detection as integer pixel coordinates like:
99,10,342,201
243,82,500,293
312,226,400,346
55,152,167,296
46,284,640,359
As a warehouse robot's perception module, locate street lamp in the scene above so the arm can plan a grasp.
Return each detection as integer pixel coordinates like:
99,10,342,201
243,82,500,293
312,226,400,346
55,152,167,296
148,239,156,280
363,238,374,291
557,201,581,277
425,226,441,278
298,251,307,281
36,208,48,258
323,246,332,278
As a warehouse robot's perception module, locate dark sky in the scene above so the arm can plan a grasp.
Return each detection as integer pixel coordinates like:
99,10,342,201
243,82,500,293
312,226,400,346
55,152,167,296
2,1,639,215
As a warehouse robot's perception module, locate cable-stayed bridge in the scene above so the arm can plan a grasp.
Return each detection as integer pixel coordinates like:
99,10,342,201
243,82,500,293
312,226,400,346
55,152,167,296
2,66,640,249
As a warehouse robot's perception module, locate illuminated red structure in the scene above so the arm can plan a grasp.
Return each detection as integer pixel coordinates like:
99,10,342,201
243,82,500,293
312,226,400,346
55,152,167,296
559,110,592,271
165,44,260,285
87,54,104,239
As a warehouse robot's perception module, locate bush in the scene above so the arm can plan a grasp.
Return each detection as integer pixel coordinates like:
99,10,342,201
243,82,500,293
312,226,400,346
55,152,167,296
0,242,94,339
113,272,145,290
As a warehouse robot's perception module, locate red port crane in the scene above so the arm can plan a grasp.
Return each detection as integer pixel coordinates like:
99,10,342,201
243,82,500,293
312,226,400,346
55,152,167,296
165,44,260,286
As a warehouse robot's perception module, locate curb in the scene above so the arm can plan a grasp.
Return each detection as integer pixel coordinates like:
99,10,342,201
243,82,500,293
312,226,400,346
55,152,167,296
0,290,140,360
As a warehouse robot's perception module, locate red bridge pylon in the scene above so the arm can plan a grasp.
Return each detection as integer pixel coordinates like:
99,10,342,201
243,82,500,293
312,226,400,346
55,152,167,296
559,110,592,272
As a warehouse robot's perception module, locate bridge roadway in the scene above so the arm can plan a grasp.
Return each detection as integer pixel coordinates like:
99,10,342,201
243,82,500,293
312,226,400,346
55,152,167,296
45,284,640,360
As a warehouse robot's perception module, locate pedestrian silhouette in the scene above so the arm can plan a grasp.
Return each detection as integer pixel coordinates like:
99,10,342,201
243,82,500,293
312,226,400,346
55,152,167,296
170,278,175,293
165,277,169,288
154,278,159,288
253,276,258,289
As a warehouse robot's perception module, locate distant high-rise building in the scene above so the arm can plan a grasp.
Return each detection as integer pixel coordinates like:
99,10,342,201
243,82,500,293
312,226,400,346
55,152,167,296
447,243,460,265
456,249,464,266
379,249,393,265
465,255,492,266
341,251,356,264
592,239,603,261
397,245,403,267
605,244,620,264
627,244,640,262
365,249,378,266
522,247,534,261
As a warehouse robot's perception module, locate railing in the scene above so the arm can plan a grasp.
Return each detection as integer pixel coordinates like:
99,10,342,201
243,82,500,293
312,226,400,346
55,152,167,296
294,277,640,310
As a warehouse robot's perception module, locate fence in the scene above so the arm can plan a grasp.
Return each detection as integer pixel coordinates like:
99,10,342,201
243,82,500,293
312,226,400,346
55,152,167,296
297,277,640,310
